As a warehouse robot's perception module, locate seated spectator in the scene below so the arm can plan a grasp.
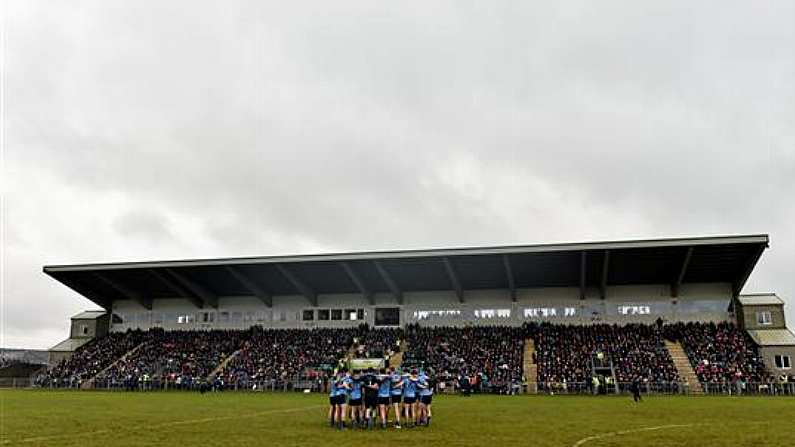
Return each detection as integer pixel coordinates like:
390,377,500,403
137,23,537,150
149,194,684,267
664,321,769,384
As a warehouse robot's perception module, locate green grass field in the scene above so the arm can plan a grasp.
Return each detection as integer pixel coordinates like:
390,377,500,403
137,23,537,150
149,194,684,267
1,390,793,446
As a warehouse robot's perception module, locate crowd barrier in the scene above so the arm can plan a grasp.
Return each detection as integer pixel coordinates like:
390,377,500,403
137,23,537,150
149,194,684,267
31,378,795,396
534,381,795,396
0,377,34,388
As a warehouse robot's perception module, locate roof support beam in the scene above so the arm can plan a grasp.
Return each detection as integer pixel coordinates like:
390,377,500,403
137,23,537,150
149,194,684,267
147,269,203,308
275,264,317,306
599,250,610,300
579,251,587,300
94,272,152,310
672,247,693,298
733,244,767,297
225,266,272,307
340,262,374,305
442,257,464,303
502,255,517,302
374,261,403,305
165,268,218,308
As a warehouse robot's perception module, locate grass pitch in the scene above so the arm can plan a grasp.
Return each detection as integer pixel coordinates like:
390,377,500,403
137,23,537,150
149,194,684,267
1,390,793,446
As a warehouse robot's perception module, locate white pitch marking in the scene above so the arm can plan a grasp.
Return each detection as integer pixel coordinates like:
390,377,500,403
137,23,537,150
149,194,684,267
2,404,324,445
572,423,696,446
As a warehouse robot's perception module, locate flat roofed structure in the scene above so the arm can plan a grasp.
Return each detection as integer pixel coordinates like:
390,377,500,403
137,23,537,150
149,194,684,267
747,329,795,347
737,293,785,306
44,234,768,310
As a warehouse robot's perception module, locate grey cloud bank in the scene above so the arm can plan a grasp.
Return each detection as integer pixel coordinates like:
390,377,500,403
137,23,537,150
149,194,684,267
2,0,793,348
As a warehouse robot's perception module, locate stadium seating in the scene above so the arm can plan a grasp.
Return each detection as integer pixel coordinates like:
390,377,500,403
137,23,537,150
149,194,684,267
96,329,247,389
528,323,680,391
219,327,358,389
36,321,772,393
37,330,147,388
402,325,525,393
351,327,402,359
664,321,769,384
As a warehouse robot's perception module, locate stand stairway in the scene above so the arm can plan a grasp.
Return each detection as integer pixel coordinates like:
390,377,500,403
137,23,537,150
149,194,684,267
664,340,703,395
523,338,538,393
388,340,407,369
206,350,241,381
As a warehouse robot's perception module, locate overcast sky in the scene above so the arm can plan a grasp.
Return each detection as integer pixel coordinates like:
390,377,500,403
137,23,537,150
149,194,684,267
1,1,793,349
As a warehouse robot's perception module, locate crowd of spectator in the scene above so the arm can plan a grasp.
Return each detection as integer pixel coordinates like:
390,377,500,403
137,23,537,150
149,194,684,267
664,321,769,384
95,329,247,390
219,327,359,389
36,320,774,393
528,322,679,388
351,327,402,359
36,330,147,388
402,324,524,393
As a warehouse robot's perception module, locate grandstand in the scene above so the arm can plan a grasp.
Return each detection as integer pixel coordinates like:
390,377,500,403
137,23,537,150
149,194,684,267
34,235,795,394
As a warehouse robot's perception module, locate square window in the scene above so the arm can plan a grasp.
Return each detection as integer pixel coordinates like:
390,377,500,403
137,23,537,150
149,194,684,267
331,309,343,321
302,310,314,321
757,311,773,326
775,355,792,369
345,309,357,320
318,309,330,321
357,309,365,320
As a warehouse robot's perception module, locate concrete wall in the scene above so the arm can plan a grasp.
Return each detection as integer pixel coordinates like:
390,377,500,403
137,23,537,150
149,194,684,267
69,314,110,339
48,351,72,365
759,346,795,378
109,282,733,332
738,304,787,330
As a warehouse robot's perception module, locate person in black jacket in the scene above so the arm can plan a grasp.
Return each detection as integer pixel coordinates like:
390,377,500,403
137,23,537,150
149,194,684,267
630,376,642,402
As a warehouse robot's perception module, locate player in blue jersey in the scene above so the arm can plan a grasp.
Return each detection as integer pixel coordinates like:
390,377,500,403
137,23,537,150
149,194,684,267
327,373,336,427
417,369,435,426
388,366,404,428
402,369,419,427
377,368,392,429
347,370,364,428
337,369,352,430
329,371,345,428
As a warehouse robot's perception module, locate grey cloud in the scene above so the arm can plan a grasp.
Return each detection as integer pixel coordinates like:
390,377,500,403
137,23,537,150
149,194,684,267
2,0,794,348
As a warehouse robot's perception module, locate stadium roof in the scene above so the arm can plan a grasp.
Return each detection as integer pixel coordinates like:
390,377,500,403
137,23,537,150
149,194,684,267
737,293,784,306
747,329,795,347
43,234,769,310
71,310,108,320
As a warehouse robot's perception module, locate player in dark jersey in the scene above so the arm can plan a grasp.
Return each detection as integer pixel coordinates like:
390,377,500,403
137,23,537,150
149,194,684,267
362,368,380,429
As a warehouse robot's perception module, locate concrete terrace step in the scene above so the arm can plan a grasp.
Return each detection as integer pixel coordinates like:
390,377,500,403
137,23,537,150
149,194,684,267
523,338,537,394
664,340,703,395
389,340,407,369
206,349,241,381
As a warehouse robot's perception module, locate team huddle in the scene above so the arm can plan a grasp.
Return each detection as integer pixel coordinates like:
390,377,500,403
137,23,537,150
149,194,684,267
328,367,435,430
